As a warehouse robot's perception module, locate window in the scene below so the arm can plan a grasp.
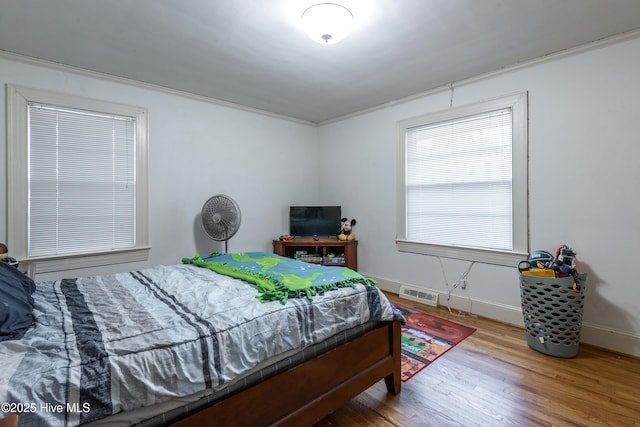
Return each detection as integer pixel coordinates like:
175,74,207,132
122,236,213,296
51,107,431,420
396,92,528,266
7,85,149,274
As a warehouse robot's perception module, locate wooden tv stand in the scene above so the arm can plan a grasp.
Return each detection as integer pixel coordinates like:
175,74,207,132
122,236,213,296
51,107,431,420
272,237,358,271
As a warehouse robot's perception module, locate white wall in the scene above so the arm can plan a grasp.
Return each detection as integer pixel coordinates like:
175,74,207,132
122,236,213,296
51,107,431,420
317,35,640,356
0,54,320,279
2,35,639,356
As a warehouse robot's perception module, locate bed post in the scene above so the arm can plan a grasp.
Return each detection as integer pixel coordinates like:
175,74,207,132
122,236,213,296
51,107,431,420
384,320,402,395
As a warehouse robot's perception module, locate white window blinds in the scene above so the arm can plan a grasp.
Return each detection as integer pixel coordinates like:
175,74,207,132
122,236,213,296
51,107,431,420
28,103,136,257
405,108,513,251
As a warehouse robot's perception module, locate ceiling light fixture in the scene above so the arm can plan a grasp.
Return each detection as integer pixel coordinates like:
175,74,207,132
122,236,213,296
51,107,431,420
301,3,354,45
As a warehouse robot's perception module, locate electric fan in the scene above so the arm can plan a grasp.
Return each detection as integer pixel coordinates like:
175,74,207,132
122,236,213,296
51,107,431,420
201,194,241,253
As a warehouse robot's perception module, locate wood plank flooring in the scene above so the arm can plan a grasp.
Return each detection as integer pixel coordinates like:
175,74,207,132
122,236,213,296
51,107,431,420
315,292,640,427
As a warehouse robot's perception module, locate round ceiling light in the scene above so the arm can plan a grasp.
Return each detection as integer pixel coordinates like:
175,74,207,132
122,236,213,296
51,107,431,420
301,3,354,45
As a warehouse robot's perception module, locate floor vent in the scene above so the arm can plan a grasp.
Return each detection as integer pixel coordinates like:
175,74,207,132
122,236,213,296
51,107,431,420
399,285,439,307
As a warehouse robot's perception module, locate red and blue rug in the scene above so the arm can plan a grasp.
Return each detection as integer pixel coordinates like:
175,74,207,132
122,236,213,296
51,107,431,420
396,304,476,382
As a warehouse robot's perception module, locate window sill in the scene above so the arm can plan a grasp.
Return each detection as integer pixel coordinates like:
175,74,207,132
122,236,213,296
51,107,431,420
396,239,527,267
22,247,151,275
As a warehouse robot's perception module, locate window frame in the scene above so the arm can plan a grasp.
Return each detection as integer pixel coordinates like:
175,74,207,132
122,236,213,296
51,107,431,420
6,84,149,274
396,92,529,266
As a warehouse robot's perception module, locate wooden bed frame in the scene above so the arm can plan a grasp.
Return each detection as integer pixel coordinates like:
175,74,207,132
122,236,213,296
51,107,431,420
171,320,402,427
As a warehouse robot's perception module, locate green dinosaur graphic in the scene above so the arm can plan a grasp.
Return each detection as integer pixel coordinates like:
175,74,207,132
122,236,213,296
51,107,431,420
276,272,323,291
231,252,283,272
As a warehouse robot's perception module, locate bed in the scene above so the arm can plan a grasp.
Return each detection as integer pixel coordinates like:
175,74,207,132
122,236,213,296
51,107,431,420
0,252,402,426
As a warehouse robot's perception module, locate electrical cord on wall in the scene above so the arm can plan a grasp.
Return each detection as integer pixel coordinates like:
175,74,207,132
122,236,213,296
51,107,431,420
438,257,477,318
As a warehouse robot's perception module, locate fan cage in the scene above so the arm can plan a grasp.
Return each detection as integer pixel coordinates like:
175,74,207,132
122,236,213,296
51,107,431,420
201,194,241,243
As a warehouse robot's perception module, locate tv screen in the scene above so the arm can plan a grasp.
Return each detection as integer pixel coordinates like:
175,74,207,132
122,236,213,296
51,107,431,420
289,206,341,237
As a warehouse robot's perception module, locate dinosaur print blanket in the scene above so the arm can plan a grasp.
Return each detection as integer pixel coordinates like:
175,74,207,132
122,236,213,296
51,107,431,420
182,252,377,303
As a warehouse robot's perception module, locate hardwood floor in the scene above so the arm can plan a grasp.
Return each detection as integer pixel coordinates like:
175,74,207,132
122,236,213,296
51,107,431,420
315,292,640,427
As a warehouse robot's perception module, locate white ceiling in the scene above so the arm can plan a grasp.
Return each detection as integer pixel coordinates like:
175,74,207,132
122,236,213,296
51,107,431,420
1,0,640,124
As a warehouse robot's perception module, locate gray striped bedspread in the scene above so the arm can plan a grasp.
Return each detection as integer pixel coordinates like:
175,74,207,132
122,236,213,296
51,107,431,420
0,263,398,426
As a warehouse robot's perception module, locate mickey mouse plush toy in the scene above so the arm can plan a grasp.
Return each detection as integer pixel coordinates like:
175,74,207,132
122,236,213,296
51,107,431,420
338,218,356,241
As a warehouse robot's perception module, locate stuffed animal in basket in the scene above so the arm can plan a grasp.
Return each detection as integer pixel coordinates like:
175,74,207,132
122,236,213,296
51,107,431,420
338,218,356,241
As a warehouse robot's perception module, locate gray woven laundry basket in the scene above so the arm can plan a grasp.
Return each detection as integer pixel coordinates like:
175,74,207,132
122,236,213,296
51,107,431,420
519,273,588,358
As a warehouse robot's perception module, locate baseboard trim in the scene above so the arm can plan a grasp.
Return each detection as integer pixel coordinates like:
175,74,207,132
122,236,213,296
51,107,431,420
367,272,640,358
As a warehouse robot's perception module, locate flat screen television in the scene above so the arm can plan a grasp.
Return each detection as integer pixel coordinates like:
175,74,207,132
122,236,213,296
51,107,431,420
289,206,341,238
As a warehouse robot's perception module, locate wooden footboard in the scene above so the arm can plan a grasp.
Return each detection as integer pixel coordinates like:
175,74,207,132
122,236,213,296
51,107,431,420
171,320,402,427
